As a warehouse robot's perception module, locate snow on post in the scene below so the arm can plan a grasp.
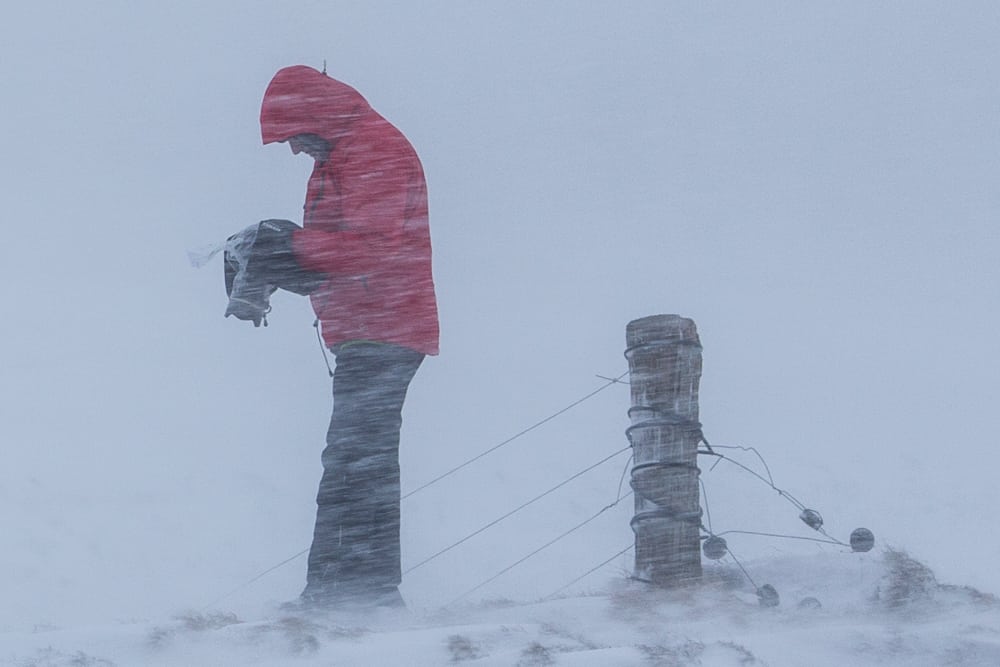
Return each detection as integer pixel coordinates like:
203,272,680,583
625,314,704,586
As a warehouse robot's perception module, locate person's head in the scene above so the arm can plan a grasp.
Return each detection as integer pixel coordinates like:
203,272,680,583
286,133,331,161
260,66,371,150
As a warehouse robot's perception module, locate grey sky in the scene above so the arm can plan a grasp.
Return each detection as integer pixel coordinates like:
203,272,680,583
2,2,998,625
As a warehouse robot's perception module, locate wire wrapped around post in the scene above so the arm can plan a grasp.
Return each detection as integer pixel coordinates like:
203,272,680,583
625,314,704,586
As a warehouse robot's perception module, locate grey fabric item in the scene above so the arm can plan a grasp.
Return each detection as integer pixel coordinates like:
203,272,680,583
224,219,326,326
302,343,424,608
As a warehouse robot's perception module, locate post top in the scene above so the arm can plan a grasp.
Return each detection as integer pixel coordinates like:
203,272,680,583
626,314,699,348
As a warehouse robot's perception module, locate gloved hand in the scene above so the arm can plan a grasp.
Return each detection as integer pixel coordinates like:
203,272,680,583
223,219,326,327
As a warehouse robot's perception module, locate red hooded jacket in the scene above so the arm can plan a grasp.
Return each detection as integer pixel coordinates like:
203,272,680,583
260,66,439,355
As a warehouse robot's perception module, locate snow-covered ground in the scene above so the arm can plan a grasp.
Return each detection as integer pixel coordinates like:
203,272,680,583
4,3,1000,665
3,552,998,666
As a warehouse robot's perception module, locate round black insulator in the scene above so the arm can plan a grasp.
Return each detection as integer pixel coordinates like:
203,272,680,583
850,527,875,552
799,509,824,531
702,536,728,560
797,597,822,610
757,584,780,608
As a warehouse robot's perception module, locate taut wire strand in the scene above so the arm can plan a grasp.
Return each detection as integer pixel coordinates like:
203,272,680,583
403,371,630,500
405,446,631,574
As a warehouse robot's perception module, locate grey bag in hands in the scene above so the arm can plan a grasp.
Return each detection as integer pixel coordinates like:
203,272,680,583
224,219,326,327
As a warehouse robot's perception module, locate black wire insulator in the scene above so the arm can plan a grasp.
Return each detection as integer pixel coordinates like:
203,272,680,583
702,535,728,560
850,527,875,553
799,509,824,531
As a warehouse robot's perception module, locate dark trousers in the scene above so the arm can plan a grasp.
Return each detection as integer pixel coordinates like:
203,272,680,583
304,343,424,605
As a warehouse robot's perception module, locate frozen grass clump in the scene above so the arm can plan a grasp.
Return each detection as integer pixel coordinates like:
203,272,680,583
447,634,482,663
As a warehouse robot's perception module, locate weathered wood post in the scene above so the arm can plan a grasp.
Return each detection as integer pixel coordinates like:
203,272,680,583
625,314,703,586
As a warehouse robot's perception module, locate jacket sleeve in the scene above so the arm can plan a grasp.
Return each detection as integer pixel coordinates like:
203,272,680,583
291,150,413,276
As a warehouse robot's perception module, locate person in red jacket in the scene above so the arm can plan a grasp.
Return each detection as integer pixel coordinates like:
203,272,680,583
250,65,439,609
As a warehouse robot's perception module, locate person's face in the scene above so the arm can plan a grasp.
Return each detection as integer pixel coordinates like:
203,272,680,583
287,134,331,161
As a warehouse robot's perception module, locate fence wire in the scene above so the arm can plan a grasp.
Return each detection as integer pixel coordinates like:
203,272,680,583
202,371,632,609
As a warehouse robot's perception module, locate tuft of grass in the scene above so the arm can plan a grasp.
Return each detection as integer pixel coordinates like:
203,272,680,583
447,634,481,663
256,616,322,655
517,642,555,666
175,611,241,632
939,583,999,606
880,548,938,609
17,648,116,667
640,640,762,666
717,640,762,665
147,611,242,649
67,652,117,667
146,625,173,650
639,640,705,666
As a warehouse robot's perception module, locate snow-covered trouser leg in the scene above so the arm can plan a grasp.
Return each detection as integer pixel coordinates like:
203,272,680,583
304,342,424,606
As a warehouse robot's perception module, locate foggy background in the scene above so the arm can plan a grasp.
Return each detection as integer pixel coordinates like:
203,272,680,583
2,1,998,628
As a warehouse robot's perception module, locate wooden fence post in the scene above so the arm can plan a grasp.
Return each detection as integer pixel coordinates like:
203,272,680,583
625,314,704,586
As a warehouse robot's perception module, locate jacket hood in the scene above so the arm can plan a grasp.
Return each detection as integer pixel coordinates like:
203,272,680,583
260,65,372,145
